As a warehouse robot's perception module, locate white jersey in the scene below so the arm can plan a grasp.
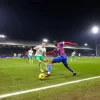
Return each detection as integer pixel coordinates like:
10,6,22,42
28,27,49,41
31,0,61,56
28,50,33,56
78,53,81,56
18,54,20,57
35,46,46,56
18,54,21,57
14,53,16,57
71,52,76,56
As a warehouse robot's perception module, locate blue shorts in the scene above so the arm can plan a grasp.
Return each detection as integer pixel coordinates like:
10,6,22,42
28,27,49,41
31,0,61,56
52,56,68,65
24,56,28,58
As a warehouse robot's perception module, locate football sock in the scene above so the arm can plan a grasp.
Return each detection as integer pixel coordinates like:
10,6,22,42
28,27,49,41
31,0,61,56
39,63,43,72
29,59,31,64
48,64,52,74
44,62,47,70
65,65,75,73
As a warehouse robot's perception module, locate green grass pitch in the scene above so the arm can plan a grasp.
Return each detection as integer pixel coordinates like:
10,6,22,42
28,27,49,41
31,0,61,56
0,57,100,100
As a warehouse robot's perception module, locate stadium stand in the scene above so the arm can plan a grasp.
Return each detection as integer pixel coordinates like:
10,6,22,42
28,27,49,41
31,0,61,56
0,40,94,58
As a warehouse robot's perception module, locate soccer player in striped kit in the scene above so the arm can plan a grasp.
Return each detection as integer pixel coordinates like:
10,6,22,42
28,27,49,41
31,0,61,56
46,40,77,77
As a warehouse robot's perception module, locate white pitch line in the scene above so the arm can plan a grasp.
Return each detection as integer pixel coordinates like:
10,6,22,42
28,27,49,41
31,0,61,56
0,76,100,99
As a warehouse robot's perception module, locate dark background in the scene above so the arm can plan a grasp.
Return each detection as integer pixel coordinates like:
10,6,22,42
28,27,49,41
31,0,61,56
0,0,100,48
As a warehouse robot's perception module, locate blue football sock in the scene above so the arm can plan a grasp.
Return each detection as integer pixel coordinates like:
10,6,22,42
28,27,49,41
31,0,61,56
64,64,75,73
48,64,52,73
69,68,74,73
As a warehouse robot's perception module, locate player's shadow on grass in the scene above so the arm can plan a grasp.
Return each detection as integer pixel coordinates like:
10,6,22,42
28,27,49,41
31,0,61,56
42,73,82,81
43,74,73,81
56,73,82,78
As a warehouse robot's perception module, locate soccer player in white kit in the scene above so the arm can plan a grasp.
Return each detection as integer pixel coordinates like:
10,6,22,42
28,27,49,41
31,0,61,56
71,51,76,61
28,48,33,64
78,53,81,59
14,53,17,58
34,42,48,72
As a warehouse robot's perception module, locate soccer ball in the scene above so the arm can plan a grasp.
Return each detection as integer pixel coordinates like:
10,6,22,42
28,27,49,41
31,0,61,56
39,73,45,80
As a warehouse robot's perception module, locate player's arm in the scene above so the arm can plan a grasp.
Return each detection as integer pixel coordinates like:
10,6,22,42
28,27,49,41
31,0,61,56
33,46,39,50
63,42,78,46
47,49,56,54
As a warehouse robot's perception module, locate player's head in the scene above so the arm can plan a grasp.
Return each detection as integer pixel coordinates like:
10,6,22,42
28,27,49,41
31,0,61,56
30,47,32,50
42,42,46,48
54,40,58,46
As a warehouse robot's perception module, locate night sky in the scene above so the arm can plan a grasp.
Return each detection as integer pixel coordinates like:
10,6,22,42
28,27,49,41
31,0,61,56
0,0,100,47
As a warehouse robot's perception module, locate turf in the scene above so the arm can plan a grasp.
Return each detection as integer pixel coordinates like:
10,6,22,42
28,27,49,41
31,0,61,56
0,57,100,100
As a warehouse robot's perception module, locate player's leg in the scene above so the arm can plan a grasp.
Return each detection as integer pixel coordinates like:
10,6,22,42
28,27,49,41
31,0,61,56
38,61,44,72
44,61,48,71
27,56,29,60
31,56,33,64
62,56,76,76
24,56,27,60
35,56,44,72
40,56,48,71
28,56,32,64
30,56,32,64
46,56,62,76
74,56,76,61
47,61,53,75
43,60,48,71
24,56,25,60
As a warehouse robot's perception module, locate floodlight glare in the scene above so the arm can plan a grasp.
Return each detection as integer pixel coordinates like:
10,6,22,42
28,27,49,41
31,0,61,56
43,39,48,42
84,43,88,46
91,26,99,56
92,26,99,34
0,35,6,38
